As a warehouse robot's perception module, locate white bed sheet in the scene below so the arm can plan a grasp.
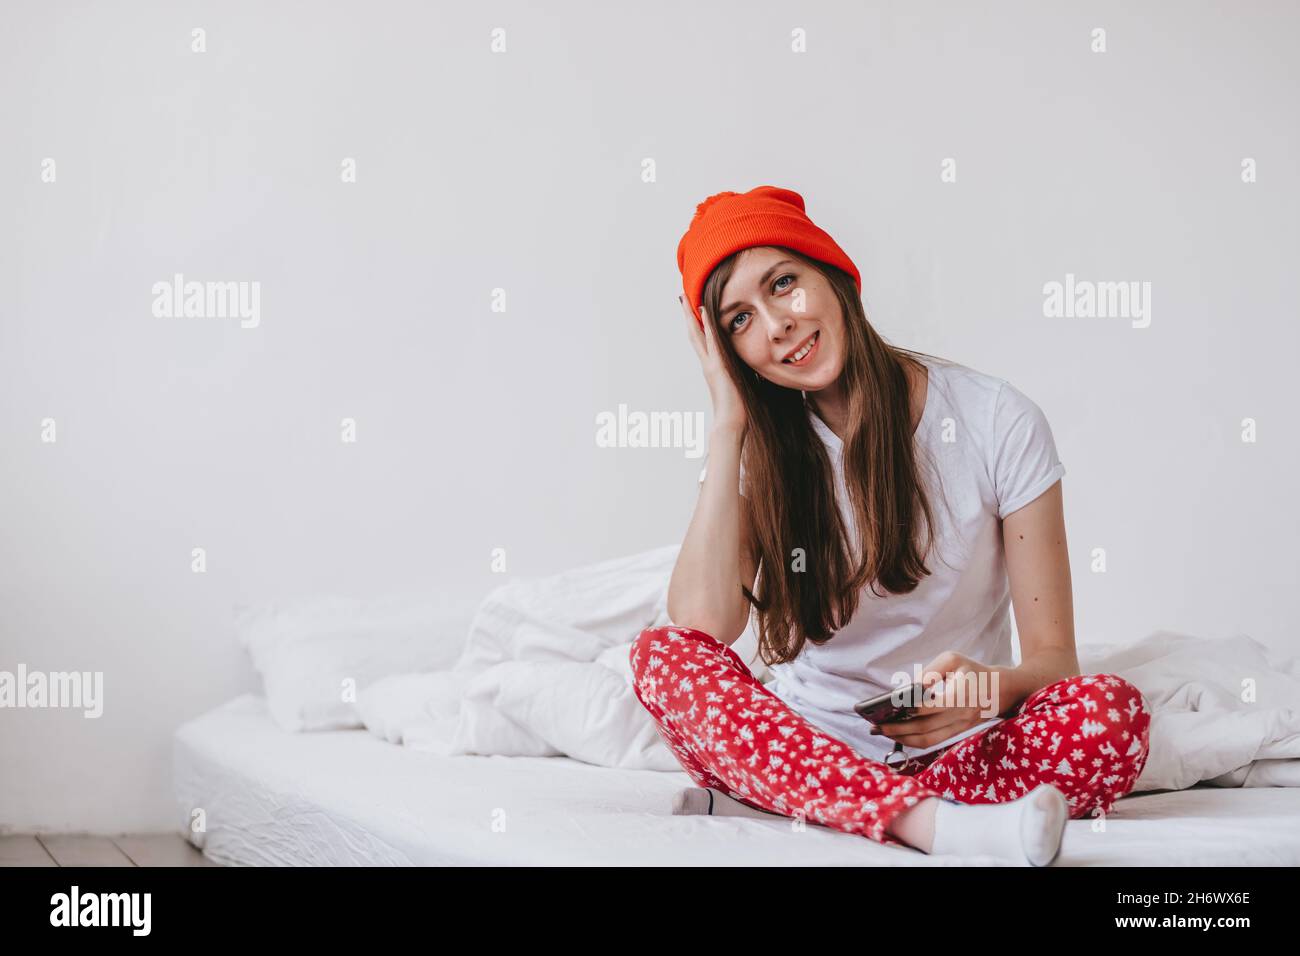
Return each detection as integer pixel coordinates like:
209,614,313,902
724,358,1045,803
173,694,1300,867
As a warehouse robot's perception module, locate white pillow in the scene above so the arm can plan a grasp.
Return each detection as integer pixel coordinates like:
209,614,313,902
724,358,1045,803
355,671,467,745
483,654,681,770
235,592,475,732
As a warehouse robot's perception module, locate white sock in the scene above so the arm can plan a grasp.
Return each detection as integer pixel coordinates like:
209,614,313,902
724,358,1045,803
671,787,786,821
928,783,1069,866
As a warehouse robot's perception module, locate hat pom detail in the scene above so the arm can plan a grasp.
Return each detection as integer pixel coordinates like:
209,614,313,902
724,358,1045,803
690,191,738,227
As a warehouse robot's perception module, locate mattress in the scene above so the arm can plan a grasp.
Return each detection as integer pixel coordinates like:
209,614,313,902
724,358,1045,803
172,694,1300,867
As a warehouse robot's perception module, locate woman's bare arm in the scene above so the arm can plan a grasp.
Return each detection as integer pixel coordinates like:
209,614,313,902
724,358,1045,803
667,424,758,645
994,480,1081,714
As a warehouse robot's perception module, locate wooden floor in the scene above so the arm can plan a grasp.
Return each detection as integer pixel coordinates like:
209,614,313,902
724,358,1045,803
0,834,217,867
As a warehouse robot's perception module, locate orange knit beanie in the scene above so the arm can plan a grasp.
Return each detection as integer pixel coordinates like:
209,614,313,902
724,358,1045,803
676,185,861,327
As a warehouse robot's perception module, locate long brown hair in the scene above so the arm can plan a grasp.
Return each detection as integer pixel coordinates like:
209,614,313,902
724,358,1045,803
702,246,955,667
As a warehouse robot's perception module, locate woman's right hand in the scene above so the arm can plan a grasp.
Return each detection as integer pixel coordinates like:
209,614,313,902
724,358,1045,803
680,293,748,435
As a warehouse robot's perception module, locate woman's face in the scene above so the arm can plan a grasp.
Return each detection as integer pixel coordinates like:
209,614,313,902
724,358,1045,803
717,246,845,390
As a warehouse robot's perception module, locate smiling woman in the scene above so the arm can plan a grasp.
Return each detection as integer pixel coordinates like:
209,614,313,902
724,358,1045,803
633,184,1152,867
688,235,946,659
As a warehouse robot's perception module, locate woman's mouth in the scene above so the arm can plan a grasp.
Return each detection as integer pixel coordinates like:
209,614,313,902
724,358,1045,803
782,330,820,367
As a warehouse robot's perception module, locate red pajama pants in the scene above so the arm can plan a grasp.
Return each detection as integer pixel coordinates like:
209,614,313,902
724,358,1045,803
630,625,1152,848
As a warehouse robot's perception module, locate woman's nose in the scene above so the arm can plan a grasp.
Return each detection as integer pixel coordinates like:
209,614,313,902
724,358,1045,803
762,310,794,338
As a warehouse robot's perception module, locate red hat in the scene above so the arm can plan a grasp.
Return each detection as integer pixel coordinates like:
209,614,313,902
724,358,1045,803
676,185,861,327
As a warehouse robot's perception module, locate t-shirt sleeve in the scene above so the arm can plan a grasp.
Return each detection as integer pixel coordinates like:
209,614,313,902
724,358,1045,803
698,453,749,498
991,381,1066,519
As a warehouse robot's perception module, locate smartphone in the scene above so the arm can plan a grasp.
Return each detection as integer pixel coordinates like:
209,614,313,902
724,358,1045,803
854,681,926,725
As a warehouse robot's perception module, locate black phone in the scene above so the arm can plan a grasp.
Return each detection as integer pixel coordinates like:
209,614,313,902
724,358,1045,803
854,681,926,725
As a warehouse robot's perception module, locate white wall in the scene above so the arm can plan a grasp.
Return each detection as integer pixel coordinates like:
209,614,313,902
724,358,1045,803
1,1,1296,832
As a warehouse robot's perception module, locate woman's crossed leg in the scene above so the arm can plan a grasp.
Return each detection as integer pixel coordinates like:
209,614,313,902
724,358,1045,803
629,624,1151,852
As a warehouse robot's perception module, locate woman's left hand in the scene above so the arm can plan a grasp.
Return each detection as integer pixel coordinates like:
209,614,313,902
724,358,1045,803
870,651,1005,749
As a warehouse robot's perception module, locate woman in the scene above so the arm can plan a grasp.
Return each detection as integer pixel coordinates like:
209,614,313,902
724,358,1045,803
628,185,1152,866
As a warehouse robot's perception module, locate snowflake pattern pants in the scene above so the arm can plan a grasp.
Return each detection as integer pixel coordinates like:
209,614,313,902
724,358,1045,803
629,625,1152,848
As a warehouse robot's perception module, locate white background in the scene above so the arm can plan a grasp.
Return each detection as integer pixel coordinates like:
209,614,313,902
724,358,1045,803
1,1,1296,832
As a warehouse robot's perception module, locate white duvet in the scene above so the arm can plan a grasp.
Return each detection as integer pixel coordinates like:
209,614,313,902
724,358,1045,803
356,545,1300,792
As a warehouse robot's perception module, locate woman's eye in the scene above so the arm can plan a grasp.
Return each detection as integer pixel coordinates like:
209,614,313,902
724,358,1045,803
729,276,794,332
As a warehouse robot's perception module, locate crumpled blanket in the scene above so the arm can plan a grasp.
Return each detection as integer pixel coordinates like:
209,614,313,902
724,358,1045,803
1077,632,1300,790
357,545,1300,792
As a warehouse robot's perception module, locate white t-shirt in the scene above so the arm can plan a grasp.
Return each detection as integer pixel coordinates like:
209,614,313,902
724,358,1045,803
696,355,1066,764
